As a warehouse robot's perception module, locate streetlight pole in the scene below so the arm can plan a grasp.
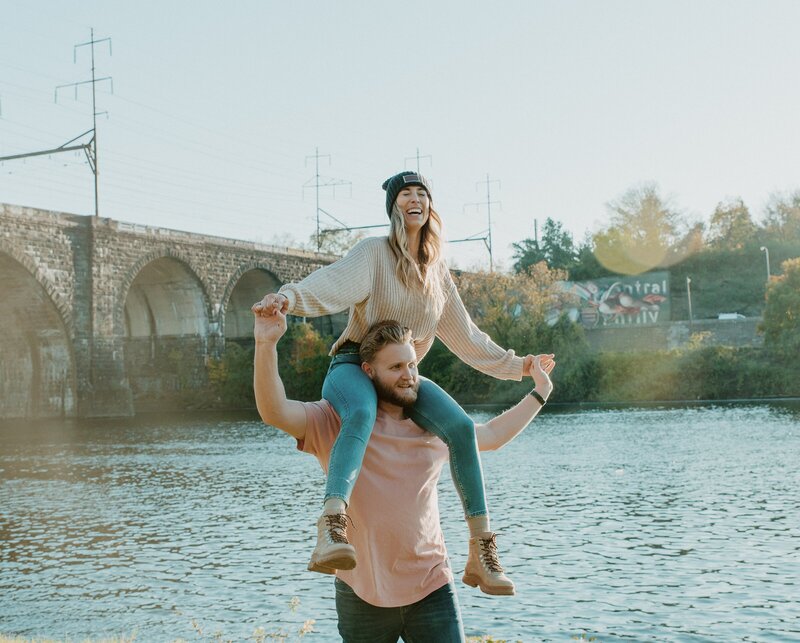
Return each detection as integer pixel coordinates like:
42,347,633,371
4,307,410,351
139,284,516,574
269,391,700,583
686,276,693,329
760,246,771,281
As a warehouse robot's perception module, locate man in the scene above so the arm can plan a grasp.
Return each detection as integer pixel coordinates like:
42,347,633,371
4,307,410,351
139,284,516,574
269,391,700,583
253,311,554,642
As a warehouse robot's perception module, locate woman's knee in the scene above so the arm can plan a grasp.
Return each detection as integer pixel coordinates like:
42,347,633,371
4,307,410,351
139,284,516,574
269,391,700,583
418,409,475,447
345,404,377,435
323,364,376,424
440,413,475,442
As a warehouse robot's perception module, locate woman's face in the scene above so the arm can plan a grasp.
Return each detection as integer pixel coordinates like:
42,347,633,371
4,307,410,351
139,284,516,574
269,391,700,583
394,185,430,232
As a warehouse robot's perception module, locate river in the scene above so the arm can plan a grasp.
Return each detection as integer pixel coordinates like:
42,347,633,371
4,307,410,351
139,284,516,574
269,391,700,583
1,404,798,642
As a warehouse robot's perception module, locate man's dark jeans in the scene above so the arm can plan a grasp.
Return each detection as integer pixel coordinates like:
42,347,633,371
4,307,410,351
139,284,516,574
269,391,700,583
335,578,466,642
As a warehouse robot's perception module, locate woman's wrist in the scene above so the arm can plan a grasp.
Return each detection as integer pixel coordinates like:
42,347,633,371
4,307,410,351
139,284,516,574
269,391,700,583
528,385,552,406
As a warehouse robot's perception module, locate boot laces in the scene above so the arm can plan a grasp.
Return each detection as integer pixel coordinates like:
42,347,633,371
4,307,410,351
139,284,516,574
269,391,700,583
324,513,353,544
479,534,504,573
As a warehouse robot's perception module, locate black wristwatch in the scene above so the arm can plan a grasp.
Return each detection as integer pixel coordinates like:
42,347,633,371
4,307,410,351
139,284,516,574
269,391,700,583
528,389,547,406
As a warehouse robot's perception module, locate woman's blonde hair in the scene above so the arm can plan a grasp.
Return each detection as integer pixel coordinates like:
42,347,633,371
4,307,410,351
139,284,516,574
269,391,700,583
387,202,447,312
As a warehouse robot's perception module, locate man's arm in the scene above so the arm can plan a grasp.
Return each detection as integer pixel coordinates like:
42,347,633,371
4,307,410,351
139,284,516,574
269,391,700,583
252,307,308,440
475,354,555,451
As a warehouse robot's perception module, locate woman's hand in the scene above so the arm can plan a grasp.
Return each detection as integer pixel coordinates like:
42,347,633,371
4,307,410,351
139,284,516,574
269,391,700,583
252,292,289,317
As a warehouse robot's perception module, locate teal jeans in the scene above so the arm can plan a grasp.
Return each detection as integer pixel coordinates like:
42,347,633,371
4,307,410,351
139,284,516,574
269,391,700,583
321,351,488,518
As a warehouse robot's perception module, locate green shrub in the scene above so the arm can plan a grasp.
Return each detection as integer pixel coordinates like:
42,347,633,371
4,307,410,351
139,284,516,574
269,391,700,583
209,323,332,407
277,322,332,401
591,345,800,402
762,257,800,354
208,342,256,408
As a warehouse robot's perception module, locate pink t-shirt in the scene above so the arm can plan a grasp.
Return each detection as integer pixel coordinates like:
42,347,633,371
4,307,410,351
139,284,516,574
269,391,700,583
297,400,453,608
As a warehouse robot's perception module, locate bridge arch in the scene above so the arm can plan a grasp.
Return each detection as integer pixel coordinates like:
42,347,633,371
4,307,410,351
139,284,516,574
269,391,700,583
0,247,77,418
118,249,212,412
117,248,212,338
220,261,283,339
0,240,74,336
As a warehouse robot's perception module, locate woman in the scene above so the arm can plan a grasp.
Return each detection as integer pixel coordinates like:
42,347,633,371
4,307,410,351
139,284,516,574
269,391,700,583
253,171,548,595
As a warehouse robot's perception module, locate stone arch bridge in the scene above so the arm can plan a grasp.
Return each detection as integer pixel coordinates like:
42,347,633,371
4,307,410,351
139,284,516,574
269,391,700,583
1,204,343,419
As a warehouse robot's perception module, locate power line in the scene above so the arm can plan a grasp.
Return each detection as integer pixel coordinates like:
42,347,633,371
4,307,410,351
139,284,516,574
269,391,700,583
404,147,432,174
1,28,112,217
62,28,112,217
303,147,352,251
461,174,501,272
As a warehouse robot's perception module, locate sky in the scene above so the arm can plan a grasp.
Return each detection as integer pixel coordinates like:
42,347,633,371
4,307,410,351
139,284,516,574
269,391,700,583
2,0,799,270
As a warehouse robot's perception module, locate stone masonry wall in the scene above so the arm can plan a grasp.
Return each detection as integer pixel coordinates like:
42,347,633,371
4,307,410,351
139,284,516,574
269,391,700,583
0,204,81,334
1,204,337,418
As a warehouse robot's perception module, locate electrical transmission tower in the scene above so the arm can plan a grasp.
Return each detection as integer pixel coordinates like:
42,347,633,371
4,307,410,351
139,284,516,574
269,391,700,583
404,147,432,173
303,148,352,251
455,174,501,271
0,29,112,217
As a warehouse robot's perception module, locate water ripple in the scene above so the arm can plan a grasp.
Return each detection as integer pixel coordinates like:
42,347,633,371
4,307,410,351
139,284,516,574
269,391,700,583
1,406,799,641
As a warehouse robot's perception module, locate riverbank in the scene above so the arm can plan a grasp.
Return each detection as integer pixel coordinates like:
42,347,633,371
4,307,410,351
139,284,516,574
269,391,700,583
465,396,800,413
0,635,510,643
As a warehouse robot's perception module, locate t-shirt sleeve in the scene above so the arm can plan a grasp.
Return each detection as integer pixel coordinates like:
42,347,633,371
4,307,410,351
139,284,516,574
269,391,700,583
295,401,341,471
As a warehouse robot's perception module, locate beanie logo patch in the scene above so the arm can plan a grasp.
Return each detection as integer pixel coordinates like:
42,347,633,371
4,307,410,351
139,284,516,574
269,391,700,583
402,174,421,184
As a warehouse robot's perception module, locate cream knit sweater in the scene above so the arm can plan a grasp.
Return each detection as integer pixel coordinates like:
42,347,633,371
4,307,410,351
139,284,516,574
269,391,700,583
279,236,524,381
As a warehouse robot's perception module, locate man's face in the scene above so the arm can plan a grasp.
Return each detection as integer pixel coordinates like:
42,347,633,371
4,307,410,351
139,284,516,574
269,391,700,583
363,342,419,407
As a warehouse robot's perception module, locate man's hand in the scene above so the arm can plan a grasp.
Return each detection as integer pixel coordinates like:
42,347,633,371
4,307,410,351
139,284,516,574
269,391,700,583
526,353,555,399
475,352,556,452
253,304,288,344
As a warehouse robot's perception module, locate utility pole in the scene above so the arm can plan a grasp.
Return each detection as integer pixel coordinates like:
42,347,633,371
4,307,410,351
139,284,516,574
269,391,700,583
317,149,434,249
760,246,771,282
462,174,501,271
303,148,351,251
404,147,432,174
0,29,112,217
686,276,694,329
56,28,113,217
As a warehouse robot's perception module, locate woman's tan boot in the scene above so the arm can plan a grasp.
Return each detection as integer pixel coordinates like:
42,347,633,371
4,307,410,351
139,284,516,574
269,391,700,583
462,532,515,595
307,513,356,574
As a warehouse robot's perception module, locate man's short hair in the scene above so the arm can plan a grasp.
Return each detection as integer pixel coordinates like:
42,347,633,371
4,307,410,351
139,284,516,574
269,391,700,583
359,320,413,363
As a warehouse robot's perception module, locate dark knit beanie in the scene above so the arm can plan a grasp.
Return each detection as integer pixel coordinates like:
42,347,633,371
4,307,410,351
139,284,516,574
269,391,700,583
381,171,433,217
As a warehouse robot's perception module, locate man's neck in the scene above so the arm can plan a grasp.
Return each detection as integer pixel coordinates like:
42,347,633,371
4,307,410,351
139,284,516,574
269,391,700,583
377,399,406,421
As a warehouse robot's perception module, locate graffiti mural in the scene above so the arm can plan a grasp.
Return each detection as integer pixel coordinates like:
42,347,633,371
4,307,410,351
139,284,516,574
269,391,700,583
548,271,670,327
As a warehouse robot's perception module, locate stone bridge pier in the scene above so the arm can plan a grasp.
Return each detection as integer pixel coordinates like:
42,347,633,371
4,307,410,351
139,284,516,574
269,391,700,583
1,204,342,418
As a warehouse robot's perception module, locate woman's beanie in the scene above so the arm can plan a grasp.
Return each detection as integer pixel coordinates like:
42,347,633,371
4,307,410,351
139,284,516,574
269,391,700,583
381,171,433,217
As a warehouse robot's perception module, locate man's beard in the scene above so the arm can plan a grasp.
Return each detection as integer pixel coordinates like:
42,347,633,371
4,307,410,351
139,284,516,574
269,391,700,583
372,376,420,408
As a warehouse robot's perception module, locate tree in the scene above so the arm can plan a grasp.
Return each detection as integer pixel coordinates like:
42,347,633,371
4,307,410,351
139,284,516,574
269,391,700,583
311,228,367,255
593,183,691,275
570,233,612,281
764,190,800,239
419,263,594,404
762,257,800,354
708,198,758,249
541,218,577,270
453,263,563,350
512,217,576,273
511,238,546,274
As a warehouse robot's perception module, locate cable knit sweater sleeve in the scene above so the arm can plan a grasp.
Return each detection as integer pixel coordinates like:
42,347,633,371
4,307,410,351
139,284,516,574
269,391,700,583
435,273,525,381
278,238,373,317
